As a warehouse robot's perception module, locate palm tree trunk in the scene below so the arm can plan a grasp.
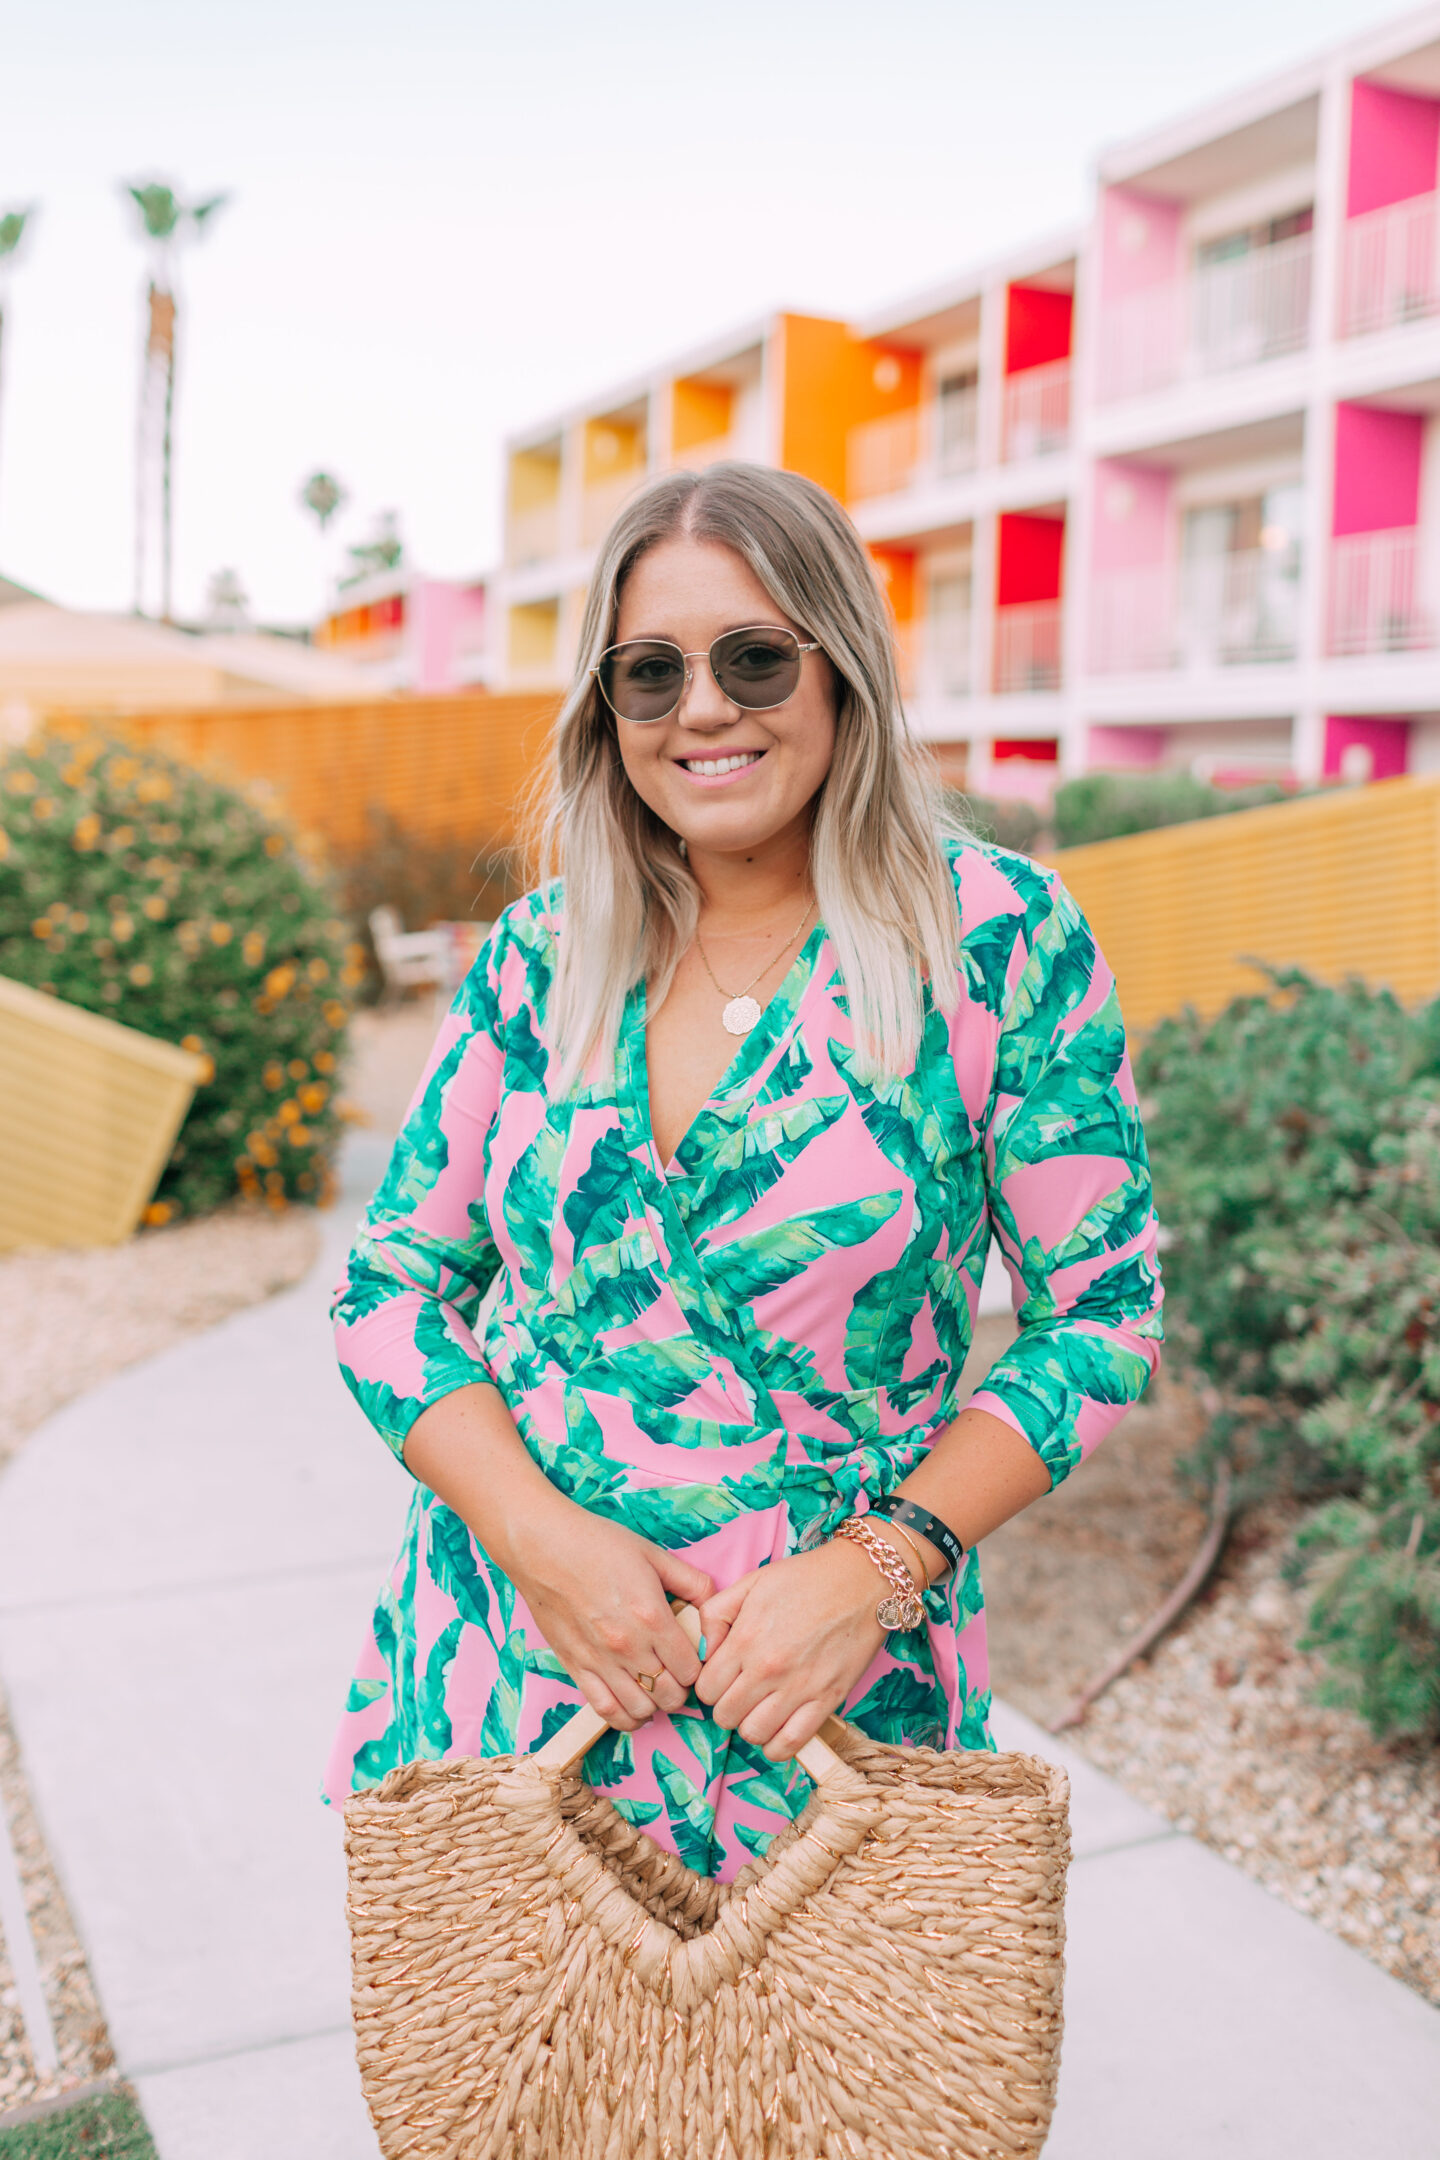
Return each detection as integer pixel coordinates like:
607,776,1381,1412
161,317,175,623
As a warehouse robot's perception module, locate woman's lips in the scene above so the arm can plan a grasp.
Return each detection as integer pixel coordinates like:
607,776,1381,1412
674,749,767,787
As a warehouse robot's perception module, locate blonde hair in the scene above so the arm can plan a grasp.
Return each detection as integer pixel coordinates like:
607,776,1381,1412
538,462,968,1095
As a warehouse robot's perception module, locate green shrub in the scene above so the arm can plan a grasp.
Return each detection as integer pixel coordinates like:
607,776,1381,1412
1054,770,1291,849
0,725,363,1221
1139,971,1440,1738
950,791,1045,857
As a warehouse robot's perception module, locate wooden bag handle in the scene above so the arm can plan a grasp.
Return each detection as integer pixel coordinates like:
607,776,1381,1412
529,1600,849,1784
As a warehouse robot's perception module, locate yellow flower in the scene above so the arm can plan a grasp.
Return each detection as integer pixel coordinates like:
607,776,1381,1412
142,895,167,921
262,1061,285,1089
69,911,89,933
0,829,9,860
242,930,265,967
136,773,172,803
111,915,135,941
128,962,153,987
322,1000,347,1028
31,796,55,819
60,762,87,788
31,918,51,938
5,769,36,794
72,813,102,851
287,1124,311,1148
287,1058,308,1080
313,1050,336,1074
264,964,296,998
264,834,285,857
107,757,140,787
142,1199,175,1227
210,921,233,946
182,1033,206,1053
277,1100,301,1126
296,1171,316,1193
307,957,330,983
111,824,135,848
298,1081,328,1114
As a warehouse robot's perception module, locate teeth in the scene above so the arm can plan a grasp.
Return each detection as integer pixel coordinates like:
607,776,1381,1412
682,752,762,777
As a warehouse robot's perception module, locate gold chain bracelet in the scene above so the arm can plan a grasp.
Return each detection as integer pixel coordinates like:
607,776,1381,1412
832,1518,927,1632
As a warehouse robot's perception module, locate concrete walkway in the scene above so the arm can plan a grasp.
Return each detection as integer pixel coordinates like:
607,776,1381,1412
1,1134,1437,2158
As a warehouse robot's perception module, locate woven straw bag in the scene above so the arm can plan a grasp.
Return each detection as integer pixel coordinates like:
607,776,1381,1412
345,1609,1070,2159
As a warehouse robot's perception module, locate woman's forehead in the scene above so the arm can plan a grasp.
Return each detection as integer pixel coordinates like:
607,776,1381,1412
616,536,794,637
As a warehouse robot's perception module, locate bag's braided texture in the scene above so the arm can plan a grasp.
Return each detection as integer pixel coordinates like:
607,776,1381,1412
346,1725,1070,2160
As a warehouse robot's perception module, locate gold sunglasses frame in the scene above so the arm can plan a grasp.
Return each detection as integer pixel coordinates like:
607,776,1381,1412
590,624,822,724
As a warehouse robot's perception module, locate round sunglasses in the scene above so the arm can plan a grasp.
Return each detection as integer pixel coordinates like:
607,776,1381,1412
591,625,821,725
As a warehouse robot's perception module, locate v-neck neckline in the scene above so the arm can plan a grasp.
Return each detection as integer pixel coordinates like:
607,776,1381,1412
620,919,829,1179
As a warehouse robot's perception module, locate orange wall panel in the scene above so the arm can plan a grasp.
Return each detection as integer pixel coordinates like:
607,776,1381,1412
113,693,560,862
777,314,922,503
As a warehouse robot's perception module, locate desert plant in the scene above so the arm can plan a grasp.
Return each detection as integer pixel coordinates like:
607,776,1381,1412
1139,971,1440,1737
1054,770,1291,849
0,724,363,1221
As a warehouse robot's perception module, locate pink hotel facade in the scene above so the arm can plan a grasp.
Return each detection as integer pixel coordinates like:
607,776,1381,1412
491,7,1440,799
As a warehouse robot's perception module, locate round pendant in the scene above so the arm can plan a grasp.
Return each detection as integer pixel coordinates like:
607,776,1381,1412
722,994,762,1036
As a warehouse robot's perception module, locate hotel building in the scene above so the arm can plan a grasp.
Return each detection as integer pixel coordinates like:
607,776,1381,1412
490,5,1440,799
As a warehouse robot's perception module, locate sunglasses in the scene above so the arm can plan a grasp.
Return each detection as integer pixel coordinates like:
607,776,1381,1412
591,625,821,725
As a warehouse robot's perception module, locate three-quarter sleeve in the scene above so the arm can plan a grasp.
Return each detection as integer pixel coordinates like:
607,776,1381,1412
331,928,510,1465
968,873,1163,1486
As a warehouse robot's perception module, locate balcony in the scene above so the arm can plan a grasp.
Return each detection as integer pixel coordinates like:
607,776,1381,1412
1097,230,1313,401
994,600,1063,694
847,392,979,503
1001,360,1071,461
1089,550,1300,674
507,501,561,567
1327,527,1434,654
580,471,645,547
1339,194,1440,338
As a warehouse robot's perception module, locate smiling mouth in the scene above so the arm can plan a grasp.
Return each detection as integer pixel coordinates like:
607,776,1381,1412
678,750,765,777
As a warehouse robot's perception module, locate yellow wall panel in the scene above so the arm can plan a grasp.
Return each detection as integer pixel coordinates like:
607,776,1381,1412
1051,775,1440,1032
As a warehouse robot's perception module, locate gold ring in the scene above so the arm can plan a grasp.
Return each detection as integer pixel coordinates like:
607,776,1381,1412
637,1671,658,1694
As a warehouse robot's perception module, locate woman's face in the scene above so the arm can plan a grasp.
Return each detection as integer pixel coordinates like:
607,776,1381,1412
609,536,838,861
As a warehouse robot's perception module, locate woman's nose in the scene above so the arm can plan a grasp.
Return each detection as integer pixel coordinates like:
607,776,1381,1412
677,656,738,727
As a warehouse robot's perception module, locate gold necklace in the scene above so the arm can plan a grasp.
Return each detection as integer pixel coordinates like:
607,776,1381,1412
693,900,816,1037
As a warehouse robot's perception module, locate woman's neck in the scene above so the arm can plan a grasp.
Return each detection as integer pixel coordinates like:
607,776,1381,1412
686,819,814,931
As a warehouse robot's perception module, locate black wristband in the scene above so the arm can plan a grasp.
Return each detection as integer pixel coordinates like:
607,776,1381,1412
867,1494,965,1579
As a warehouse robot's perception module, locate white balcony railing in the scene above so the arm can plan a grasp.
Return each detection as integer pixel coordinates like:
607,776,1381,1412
1097,230,1313,400
1339,194,1440,338
507,501,561,567
1001,359,1071,461
1089,550,1301,674
908,611,973,703
847,410,923,501
846,396,979,503
994,600,1063,694
1327,527,1434,654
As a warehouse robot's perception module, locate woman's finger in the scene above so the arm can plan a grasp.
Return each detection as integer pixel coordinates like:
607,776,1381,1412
649,1545,715,1608
576,1669,645,1733
736,1692,790,1750
758,1699,831,1763
652,1607,703,1691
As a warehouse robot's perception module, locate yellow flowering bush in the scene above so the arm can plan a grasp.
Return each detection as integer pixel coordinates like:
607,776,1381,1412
0,725,364,1219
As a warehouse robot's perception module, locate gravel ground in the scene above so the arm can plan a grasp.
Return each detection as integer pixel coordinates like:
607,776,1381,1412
1071,1512,1440,2009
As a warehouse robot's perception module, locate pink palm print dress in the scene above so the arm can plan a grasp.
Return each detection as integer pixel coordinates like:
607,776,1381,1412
326,841,1163,1879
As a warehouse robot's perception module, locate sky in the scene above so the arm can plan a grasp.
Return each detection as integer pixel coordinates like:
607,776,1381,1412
0,0,1419,625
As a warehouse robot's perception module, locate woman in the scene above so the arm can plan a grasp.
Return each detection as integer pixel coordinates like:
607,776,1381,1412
325,463,1162,1876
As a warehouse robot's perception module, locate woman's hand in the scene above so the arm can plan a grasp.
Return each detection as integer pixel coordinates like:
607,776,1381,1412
694,1540,890,1761
506,1493,714,1731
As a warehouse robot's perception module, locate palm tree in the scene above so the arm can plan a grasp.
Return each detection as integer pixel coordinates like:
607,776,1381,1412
0,207,36,532
300,469,346,532
122,181,228,620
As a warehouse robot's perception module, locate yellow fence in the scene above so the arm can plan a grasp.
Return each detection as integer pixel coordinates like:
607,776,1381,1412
114,692,560,858
1052,774,1440,1032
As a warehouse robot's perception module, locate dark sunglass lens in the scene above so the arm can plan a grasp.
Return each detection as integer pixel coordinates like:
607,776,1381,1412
601,642,685,722
713,630,801,709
